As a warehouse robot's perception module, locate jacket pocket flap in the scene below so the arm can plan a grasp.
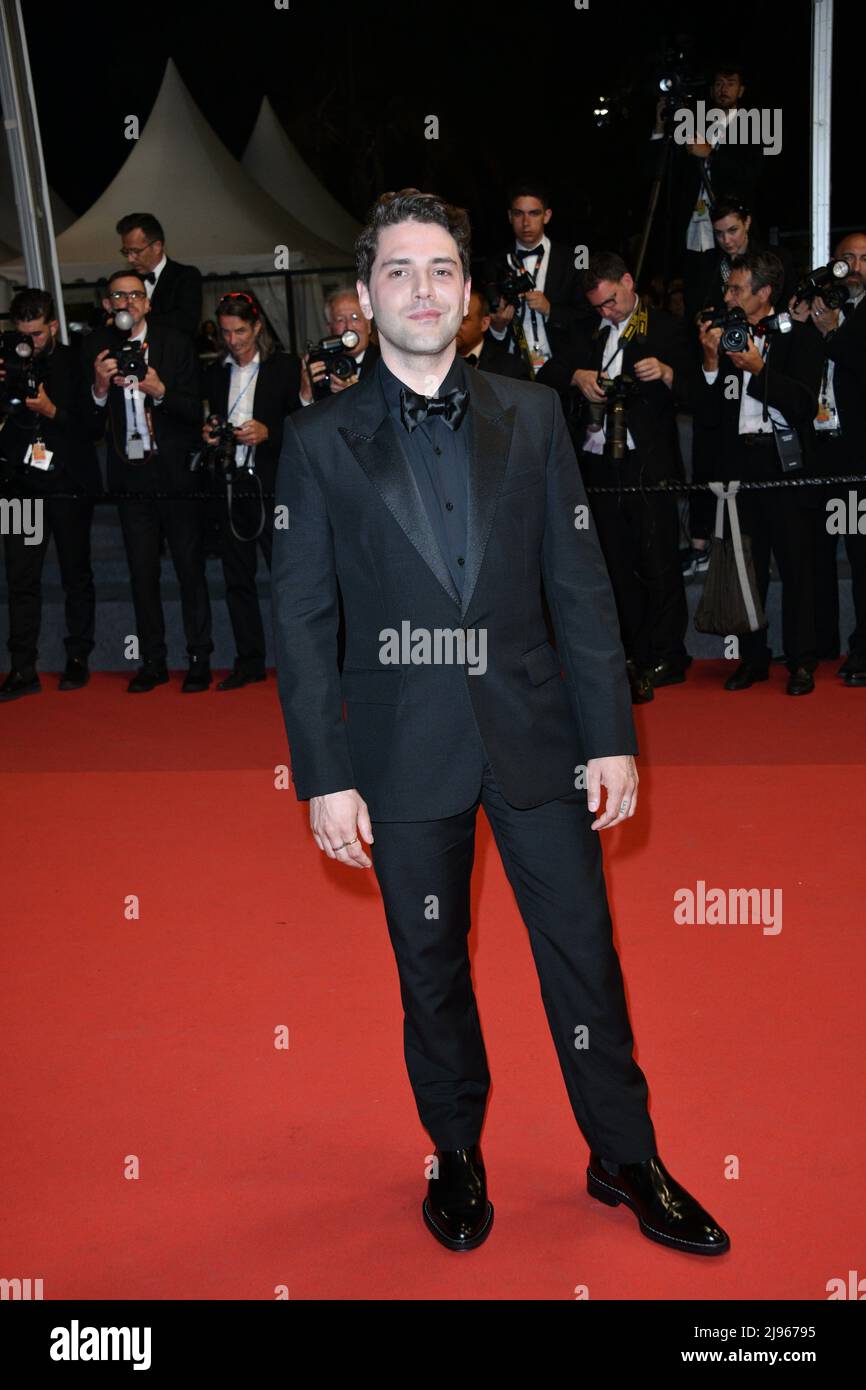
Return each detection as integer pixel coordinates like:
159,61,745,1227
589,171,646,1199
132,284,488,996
522,641,562,686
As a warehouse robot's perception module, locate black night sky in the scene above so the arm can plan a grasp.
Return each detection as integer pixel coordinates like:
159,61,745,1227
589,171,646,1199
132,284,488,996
23,0,860,272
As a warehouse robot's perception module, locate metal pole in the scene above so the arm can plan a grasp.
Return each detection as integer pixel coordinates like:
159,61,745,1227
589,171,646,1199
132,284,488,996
810,0,833,265
0,0,66,338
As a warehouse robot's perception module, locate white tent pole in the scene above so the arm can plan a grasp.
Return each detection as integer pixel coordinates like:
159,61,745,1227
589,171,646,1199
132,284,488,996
811,0,833,266
0,0,67,338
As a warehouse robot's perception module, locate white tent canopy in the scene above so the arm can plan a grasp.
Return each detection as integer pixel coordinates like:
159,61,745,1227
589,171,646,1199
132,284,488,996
242,97,361,257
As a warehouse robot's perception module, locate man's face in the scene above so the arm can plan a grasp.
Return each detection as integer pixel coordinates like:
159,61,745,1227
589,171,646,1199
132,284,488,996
13,315,57,357
724,267,769,322
710,72,745,110
586,274,637,326
102,276,150,328
327,293,371,354
507,196,552,249
218,313,260,364
836,234,866,296
713,213,751,257
456,292,491,352
357,220,470,358
120,226,164,275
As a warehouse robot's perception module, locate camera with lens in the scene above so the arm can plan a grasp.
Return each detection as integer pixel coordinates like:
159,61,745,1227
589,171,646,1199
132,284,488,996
0,329,43,411
584,373,638,461
791,259,851,312
306,330,360,401
113,338,147,382
699,305,751,353
188,414,240,478
656,40,705,118
485,268,535,314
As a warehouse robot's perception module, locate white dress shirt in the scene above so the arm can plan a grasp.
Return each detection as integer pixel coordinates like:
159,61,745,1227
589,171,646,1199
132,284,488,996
144,254,168,298
650,111,737,253
489,233,553,366
814,289,864,433
224,349,261,467
92,319,157,452
702,331,788,433
583,304,638,455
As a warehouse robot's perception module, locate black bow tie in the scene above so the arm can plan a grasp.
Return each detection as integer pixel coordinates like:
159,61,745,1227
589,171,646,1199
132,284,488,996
399,384,469,433
464,352,480,367
516,245,543,260
144,271,156,284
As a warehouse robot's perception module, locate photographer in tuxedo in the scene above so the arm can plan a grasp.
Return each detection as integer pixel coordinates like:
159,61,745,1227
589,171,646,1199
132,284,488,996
0,289,101,700
299,286,380,406
538,253,693,703
272,189,728,1257
202,291,302,689
696,250,823,694
484,180,584,374
456,287,531,379
88,270,213,692
116,213,203,340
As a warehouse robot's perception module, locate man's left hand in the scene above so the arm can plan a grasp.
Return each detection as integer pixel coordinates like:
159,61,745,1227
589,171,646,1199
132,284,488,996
726,338,764,375
234,419,269,445
521,290,550,316
810,295,840,336
586,755,639,830
138,366,166,398
634,356,673,387
24,383,57,419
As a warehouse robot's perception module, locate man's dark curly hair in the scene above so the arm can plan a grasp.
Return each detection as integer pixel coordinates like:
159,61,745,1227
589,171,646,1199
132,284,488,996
355,189,472,287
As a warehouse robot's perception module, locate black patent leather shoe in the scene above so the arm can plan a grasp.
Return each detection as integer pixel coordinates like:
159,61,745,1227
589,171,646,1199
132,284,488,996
650,660,687,688
724,663,769,691
840,652,866,684
422,1144,494,1251
587,1152,730,1256
127,664,169,693
785,666,815,696
626,660,654,704
181,657,212,693
0,668,41,702
216,667,266,691
59,657,90,690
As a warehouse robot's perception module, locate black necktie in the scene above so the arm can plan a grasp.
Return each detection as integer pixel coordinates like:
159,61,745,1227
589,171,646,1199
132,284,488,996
399,385,469,433
144,271,156,284
516,246,543,261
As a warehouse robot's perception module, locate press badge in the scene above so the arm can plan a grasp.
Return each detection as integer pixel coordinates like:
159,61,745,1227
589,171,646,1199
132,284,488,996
127,432,145,461
815,399,839,431
24,441,53,471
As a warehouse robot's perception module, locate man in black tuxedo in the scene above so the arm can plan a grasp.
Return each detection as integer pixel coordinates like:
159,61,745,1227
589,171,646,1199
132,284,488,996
116,213,203,340
456,287,531,379
538,252,693,702
202,291,303,689
299,285,380,406
789,232,866,685
88,270,213,692
272,189,729,1257
0,288,101,700
695,250,823,694
483,180,585,375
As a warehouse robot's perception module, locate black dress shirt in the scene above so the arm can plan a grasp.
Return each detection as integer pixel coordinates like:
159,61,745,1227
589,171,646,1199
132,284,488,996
378,353,471,598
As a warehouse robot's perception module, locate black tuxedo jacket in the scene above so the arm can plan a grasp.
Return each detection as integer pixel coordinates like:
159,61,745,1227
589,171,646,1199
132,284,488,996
692,318,823,480
485,240,586,360
822,297,866,452
356,343,380,378
147,258,203,339
537,304,695,479
203,350,303,490
271,354,637,821
0,342,102,494
86,321,202,493
472,340,531,380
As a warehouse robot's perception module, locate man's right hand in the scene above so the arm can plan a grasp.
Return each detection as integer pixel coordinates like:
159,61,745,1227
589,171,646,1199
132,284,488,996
310,788,373,868
489,303,515,332
299,354,328,404
697,320,722,370
572,368,608,401
94,348,117,394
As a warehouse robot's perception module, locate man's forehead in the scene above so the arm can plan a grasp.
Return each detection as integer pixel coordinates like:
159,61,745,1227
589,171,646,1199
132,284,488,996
839,237,866,257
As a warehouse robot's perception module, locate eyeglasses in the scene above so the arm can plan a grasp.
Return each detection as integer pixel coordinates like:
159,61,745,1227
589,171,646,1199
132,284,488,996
108,290,146,301
119,241,156,258
330,312,362,323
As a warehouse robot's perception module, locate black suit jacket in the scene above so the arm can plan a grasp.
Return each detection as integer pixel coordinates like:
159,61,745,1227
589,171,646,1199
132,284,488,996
86,321,202,493
821,297,866,453
537,304,695,479
271,355,637,820
357,343,380,378
466,339,532,380
692,318,823,480
147,258,203,339
483,241,586,361
204,350,303,490
0,341,102,494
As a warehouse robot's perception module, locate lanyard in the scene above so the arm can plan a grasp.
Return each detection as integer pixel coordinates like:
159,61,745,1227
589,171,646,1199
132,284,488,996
228,361,260,421
599,304,646,377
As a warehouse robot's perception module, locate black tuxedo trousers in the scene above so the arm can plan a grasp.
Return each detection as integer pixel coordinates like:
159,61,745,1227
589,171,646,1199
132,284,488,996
371,751,658,1161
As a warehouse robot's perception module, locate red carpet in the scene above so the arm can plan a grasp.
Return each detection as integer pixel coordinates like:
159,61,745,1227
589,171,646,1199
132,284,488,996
2,660,864,1300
